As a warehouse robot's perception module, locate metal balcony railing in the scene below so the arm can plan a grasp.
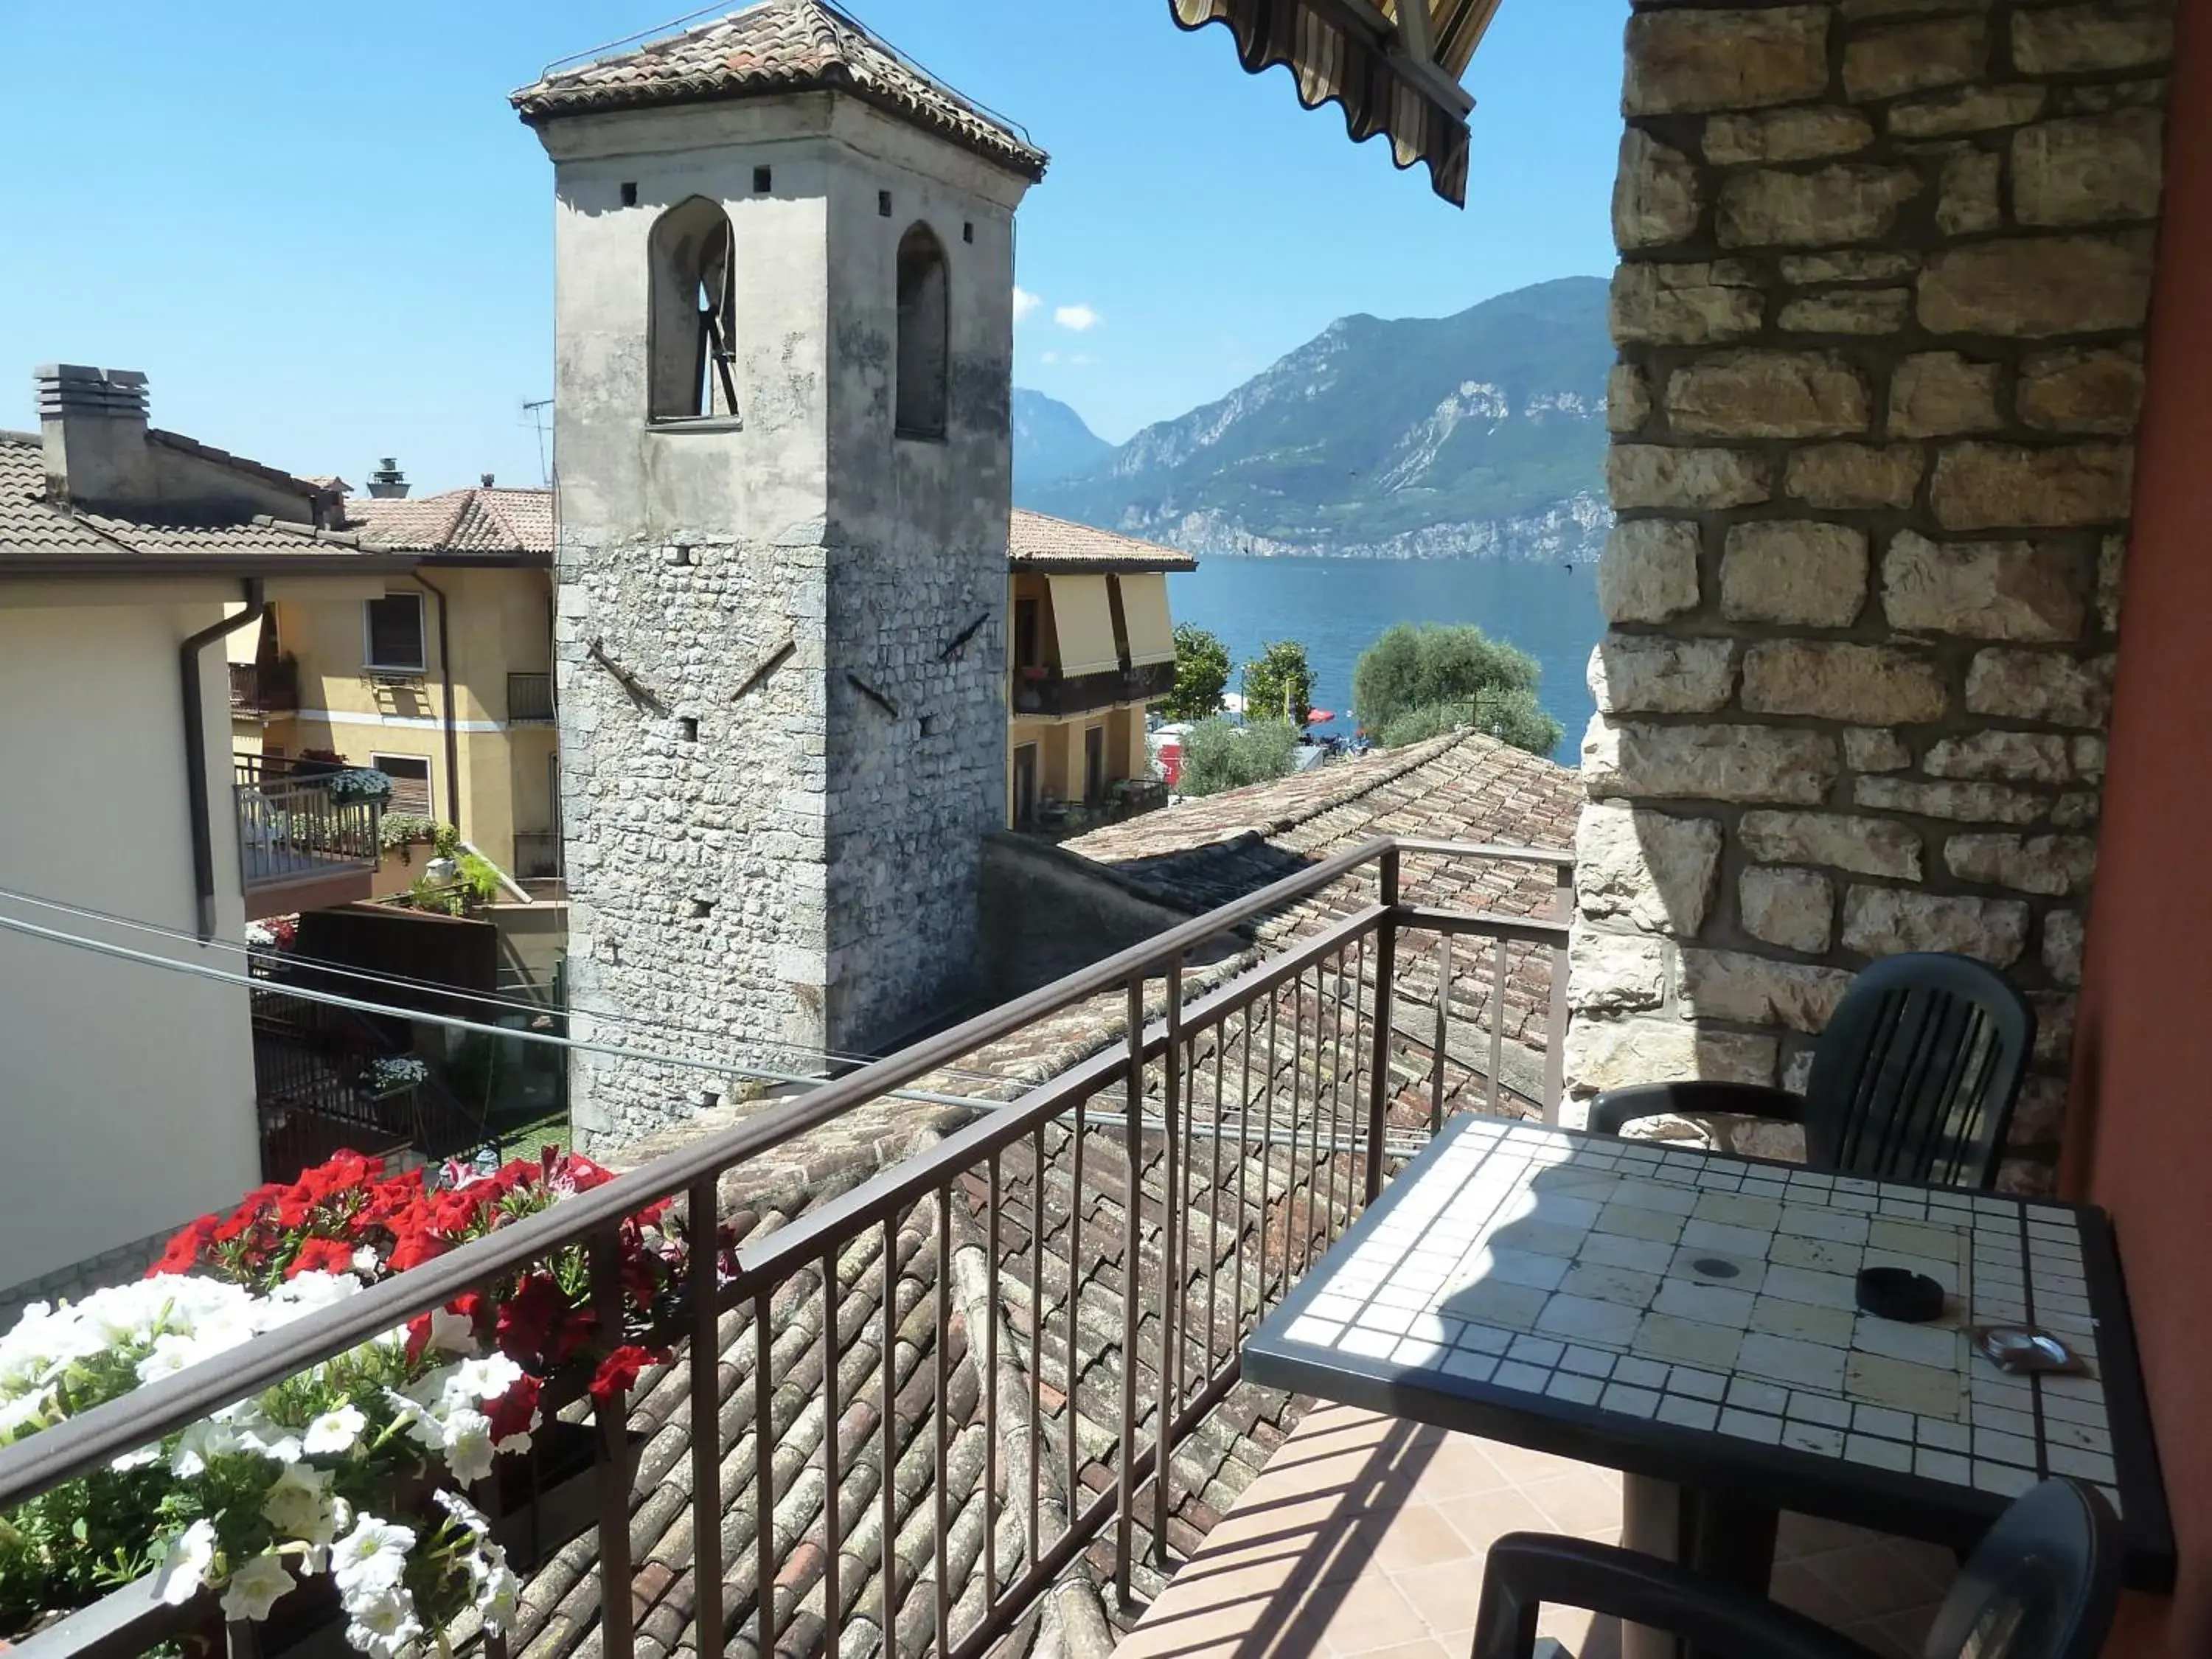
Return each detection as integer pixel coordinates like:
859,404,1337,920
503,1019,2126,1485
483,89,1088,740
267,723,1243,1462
509,671,556,723
0,835,1571,1659
1011,659,1176,717
228,655,299,715
234,776,381,888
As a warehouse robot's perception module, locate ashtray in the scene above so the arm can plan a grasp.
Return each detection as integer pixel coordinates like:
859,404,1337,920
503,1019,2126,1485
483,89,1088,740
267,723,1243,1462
1975,1326,2093,1376
1856,1266,1947,1323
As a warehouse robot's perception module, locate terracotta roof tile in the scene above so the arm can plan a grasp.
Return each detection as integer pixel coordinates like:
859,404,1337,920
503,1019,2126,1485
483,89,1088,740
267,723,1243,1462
344,488,555,557
512,0,1047,179
1008,509,1196,573
0,434,378,566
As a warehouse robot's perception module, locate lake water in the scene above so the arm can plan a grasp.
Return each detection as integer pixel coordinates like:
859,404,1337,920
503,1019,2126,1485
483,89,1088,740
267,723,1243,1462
1167,554,1601,766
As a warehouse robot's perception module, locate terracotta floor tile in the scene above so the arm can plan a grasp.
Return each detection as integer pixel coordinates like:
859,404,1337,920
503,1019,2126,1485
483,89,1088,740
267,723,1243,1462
1474,1439,1594,1486
1340,1639,1454,1659
1389,1559,1487,1632
1433,1486,1556,1554
1518,1470,1630,1536
1794,1540,1952,1618
1308,1573,1433,1653
1371,1503,1481,1575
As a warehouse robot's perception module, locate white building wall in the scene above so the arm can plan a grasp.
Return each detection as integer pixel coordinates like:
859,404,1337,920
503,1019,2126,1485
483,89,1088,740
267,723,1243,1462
0,594,258,1293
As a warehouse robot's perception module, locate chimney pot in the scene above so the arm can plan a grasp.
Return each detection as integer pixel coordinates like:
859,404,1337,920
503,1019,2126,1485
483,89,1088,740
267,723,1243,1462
366,456,410,500
481,473,495,488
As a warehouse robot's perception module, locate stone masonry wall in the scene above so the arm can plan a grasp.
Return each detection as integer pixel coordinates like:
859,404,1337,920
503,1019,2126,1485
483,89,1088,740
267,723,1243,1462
1570,0,2175,1187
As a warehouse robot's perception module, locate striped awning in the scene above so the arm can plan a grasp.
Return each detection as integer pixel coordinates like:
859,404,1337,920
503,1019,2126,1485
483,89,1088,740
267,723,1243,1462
1167,0,1500,206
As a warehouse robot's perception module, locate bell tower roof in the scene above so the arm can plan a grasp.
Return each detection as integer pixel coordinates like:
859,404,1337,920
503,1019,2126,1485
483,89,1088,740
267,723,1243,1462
512,0,1047,181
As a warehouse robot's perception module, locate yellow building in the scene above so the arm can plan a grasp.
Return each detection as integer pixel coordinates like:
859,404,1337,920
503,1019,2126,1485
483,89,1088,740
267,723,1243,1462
1005,509,1193,830
232,476,560,884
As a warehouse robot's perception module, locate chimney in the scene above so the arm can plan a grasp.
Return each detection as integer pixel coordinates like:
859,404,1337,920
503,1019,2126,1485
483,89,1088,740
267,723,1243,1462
36,365,153,509
367,457,409,499
480,473,495,488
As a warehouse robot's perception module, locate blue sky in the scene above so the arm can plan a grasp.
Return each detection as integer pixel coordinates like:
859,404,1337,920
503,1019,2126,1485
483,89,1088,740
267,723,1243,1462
0,1,1621,492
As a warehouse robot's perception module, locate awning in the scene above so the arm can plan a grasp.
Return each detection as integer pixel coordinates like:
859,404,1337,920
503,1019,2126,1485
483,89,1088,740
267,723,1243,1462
1046,575,1121,677
1117,574,1176,667
221,601,266,665
1166,0,1496,205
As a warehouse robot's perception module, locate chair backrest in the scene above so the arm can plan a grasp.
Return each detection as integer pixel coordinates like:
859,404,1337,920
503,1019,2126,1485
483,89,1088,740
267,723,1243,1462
1802,953,2035,1190
1924,1480,2121,1659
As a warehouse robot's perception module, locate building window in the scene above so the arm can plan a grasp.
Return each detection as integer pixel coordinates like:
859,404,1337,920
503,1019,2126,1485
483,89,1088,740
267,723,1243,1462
364,592,426,672
370,754,433,816
647,196,739,422
894,223,948,439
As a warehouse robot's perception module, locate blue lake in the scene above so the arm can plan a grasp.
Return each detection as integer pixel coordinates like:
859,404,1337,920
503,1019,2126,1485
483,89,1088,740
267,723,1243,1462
1166,554,1601,766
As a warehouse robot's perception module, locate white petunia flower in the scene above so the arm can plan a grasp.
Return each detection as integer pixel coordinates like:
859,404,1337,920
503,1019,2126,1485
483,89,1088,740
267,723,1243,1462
152,1519,220,1606
0,1387,54,1439
351,1245,382,1276
431,1488,493,1538
438,1408,496,1485
262,1462,344,1546
329,1515,416,1600
468,1541,521,1632
302,1403,368,1457
108,1443,163,1472
172,1418,240,1478
443,1353,523,1406
218,1553,297,1621
342,1585,424,1659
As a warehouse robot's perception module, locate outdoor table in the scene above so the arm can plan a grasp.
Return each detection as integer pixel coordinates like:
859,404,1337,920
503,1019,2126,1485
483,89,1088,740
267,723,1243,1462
1243,1115,2174,1652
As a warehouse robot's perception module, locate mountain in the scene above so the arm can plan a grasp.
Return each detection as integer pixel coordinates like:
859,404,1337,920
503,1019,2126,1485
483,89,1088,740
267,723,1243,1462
1012,389,1113,489
1018,276,1611,560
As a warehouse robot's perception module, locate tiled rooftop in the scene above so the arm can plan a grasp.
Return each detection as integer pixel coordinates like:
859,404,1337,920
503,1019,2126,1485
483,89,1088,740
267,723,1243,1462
511,0,1048,179
0,432,372,564
344,487,556,557
1008,512,1197,574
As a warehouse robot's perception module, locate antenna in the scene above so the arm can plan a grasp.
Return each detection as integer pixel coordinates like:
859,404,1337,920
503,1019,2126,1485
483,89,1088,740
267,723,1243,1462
522,398,554,488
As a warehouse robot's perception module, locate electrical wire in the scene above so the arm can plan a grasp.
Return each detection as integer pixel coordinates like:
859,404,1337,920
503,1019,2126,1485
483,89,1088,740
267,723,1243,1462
0,908,1009,1114
0,883,1017,1089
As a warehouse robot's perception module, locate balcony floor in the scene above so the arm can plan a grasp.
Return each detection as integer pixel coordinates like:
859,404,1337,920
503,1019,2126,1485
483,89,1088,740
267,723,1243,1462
1113,1404,1959,1659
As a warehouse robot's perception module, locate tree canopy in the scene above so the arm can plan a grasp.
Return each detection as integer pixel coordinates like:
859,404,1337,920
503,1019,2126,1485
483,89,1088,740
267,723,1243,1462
1353,623,1563,757
1177,717,1300,797
1242,639,1315,729
1162,623,1231,722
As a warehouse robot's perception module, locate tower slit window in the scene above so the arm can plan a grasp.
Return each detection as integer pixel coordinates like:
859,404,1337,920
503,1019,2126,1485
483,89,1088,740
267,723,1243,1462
894,222,948,439
647,196,740,422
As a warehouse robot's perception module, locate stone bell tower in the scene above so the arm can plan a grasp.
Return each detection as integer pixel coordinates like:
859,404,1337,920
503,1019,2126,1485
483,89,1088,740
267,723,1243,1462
515,1,1046,1145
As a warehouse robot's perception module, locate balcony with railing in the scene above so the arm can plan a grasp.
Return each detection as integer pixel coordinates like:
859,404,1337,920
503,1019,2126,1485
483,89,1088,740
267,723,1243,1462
228,655,299,717
234,773,382,914
509,671,557,723
1012,659,1176,719
0,837,1580,1659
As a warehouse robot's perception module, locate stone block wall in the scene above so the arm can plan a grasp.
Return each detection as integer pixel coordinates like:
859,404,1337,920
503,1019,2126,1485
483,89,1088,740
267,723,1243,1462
1571,0,2174,1186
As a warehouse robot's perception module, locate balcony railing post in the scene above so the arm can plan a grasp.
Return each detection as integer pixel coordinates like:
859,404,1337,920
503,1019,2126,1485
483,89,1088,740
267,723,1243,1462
1430,933,1452,1135
686,1177,723,1659
1152,955,1183,1568
1364,847,1399,1203
1545,863,1572,1124
588,1229,635,1659
1113,970,1144,1606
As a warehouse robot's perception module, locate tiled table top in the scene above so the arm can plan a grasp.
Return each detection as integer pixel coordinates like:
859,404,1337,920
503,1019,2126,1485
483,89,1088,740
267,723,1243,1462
1245,1116,2174,1589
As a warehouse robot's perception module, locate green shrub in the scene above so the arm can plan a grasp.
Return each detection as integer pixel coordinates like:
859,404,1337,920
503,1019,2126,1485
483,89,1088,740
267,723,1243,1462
1178,717,1301,797
1162,624,1231,722
458,853,504,905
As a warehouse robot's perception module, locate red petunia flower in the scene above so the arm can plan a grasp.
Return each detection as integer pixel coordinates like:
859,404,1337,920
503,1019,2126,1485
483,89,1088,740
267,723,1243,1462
588,1344,663,1405
285,1237,356,1278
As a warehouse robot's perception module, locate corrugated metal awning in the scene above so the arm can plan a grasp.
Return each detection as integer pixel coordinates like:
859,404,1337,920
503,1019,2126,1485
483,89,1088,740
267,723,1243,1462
1167,0,1498,206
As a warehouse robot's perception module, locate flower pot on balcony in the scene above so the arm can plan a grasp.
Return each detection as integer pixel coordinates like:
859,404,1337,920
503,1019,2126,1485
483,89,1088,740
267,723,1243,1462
488,1418,640,1573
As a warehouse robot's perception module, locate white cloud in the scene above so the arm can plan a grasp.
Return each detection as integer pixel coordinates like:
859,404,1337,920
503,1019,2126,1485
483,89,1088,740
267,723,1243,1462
1053,303,1099,333
1012,286,1040,324
1037,349,1060,365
